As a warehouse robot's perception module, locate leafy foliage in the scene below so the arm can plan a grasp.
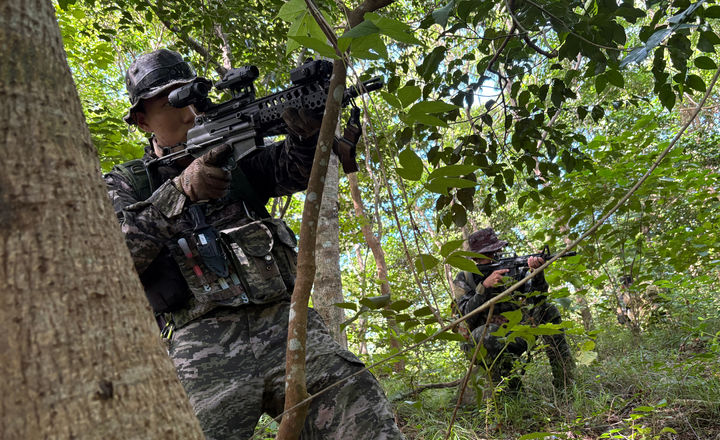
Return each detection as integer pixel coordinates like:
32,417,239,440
55,0,720,437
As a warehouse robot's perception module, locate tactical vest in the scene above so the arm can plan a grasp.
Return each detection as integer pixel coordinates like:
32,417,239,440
111,159,298,322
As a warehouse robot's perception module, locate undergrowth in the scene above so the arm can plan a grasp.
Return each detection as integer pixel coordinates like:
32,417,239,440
392,319,720,439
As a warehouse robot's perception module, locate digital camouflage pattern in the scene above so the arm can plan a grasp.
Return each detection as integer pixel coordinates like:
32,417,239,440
105,138,404,438
170,303,402,439
454,267,575,389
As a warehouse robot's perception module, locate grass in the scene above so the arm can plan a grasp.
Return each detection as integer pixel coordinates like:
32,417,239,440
392,320,720,439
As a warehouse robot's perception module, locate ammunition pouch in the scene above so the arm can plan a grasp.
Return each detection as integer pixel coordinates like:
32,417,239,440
220,219,297,305
168,218,297,307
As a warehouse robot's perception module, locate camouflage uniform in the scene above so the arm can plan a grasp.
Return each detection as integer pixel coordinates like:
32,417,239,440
453,267,575,389
105,139,403,439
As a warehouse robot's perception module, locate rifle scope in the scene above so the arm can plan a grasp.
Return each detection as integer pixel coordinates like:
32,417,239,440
168,80,212,109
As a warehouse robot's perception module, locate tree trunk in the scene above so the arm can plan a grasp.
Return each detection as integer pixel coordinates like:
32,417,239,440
0,2,204,439
347,173,404,372
313,154,348,348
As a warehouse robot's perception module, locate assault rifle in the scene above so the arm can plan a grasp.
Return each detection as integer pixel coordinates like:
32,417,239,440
147,59,382,171
476,246,578,280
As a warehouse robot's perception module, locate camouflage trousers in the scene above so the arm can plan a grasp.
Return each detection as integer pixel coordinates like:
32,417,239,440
168,302,404,440
461,303,575,389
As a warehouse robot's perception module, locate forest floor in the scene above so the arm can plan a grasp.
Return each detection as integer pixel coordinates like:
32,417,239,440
391,322,720,440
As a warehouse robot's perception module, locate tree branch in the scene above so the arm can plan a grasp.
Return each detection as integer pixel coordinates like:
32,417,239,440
276,1,394,438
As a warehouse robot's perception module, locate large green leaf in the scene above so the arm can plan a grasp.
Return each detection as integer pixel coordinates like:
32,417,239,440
397,85,421,107
425,177,476,194
288,36,337,58
445,255,481,274
440,239,465,258
396,148,424,181
418,46,446,80
415,254,439,272
427,164,479,180
432,0,455,28
408,100,459,115
276,0,306,21
366,13,422,45
359,295,392,310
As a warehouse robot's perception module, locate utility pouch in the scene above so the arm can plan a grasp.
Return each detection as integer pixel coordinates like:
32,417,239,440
168,235,248,305
220,220,294,304
262,218,298,290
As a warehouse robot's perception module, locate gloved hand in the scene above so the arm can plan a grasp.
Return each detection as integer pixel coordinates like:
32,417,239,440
281,107,322,143
174,144,233,202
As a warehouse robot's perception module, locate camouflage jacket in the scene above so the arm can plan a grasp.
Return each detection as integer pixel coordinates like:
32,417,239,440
453,266,549,331
104,136,315,325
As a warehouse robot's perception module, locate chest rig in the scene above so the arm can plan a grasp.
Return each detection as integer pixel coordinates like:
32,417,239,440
112,159,298,321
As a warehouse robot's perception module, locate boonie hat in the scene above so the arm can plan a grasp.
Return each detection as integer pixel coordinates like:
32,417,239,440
123,48,206,124
468,228,508,254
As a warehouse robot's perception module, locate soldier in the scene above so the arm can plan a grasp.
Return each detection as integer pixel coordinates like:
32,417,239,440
452,228,575,392
105,48,403,439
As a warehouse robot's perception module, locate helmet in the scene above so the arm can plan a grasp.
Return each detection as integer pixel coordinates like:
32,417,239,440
123,49,204,124
468,228,508,254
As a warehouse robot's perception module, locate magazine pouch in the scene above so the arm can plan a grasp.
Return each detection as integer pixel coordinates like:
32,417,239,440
220,220,295,305
168,234,248,305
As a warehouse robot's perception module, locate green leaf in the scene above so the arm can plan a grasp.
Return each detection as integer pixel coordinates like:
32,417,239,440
446,255,481,274
334,302,358,311
440,239,464,258
502,309,523,327
436,332,467,342
366,13,422,45
595,74,608,93
427,164,479,180
419,46,446,80
339,19,380,39
686,74,706,92
576,350,598,366
432,0,455,28
633,406,655,412
396,148,424,181
58,0,79,9
380,91,402,109
704,5,720,18
606,69,624,88
415,254,439,272
425,177,477,194
406,113,447,127
452,204,467,227
388,299,413,311
276,0,306,21
359,295,391,310
397,85,421,107
694,56,717,69
408,100,459,115
347,33,388,60
288,36,337,58
658,85,676,110
413,306,434,317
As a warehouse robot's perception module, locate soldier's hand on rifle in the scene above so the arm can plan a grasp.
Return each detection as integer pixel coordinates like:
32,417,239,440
282,108,322,143
482,269,509,288
528,256,545,269
174,144,233,202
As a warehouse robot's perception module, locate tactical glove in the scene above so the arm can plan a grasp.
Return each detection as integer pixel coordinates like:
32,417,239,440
282,107,322,143
174,144,233,202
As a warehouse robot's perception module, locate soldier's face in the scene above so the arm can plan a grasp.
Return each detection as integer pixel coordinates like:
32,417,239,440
135,89,196,151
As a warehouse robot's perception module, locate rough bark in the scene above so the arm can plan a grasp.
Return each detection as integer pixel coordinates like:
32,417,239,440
278,1,394,437
278,59,346,440
0,2,204,438
313,154,348,348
